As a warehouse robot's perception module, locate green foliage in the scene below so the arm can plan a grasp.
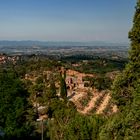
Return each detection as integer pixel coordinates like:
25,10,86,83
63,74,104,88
46,98,105,140
92,76,112,91
60,73,67,100
103,1,140,139
70,58,126,74
83,75,112,90
46,99,76,139
35,76,44,84
0,69,33,139
64,115,104,140
112,74,133,111
48,80,57,99
112,0,140,111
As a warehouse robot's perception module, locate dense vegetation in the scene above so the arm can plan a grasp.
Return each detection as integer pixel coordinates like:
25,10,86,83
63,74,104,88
0,1,140,139
61,56,127,74
99,1,140,139
0,69,36,140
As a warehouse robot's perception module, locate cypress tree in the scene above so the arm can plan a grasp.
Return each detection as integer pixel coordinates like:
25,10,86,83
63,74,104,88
60,72,67,100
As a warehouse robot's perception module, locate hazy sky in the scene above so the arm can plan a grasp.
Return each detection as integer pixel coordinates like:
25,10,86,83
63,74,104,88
0,0,136,43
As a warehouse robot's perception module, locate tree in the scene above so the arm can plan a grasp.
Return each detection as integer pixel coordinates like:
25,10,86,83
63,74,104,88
60,72,67,100
112,0,140,111
48,80,57,99
46,97,102,140
64,114,104,140
0,69,33,139
91,76,112,91
99,1,140,139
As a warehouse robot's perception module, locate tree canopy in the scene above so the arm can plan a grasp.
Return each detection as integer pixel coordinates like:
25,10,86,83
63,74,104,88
99,1,140,139
0,69,33,140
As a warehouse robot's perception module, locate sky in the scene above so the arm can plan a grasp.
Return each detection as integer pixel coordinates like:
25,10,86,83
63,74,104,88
0,0,136,43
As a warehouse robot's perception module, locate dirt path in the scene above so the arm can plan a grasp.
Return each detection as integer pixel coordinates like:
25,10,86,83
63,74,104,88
69,92,86,102
79,92,102,114
96,94,111,114
68,88,117,115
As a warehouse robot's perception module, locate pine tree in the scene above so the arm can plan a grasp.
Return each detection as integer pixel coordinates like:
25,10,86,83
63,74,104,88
112,0,140,110
128,0,140,81
0,69,33,139
99,1,140,139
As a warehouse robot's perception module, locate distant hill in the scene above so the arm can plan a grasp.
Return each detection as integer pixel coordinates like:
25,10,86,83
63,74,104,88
0,40,129,47
0,40,129,57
